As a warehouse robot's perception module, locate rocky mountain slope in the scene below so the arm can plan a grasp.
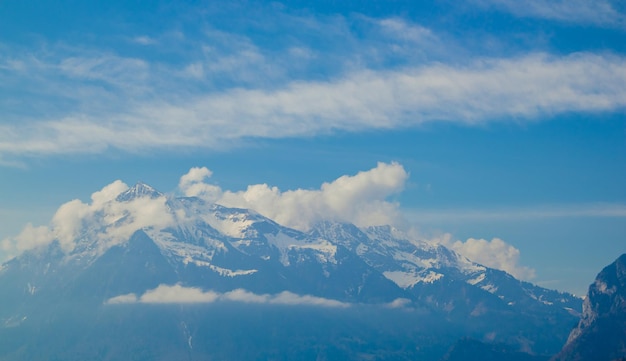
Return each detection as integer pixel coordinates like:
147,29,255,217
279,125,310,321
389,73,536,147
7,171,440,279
552,253,626,361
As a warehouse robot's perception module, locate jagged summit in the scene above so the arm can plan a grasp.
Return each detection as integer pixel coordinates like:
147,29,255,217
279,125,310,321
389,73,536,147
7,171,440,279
569,253,626,343
552,253,626,361
115,181,163,202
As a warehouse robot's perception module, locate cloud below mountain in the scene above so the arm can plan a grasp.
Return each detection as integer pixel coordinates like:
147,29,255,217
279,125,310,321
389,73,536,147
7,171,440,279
106,284,349,308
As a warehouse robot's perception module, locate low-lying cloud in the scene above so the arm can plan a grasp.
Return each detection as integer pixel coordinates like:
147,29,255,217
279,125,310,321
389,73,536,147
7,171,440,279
106,284,349,308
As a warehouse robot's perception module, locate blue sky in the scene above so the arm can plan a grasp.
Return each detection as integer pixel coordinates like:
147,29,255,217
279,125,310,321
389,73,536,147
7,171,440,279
1,0,625,295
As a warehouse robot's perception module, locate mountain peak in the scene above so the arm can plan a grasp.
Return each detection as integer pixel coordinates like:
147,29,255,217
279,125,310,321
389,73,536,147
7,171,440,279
553,253,626,361
115,182,163,202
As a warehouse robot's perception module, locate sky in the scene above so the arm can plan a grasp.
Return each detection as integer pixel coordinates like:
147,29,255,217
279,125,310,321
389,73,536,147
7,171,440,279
0,0,625,296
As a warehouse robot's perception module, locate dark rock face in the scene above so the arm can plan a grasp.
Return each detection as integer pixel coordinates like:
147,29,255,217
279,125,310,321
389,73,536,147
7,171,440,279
552,254,626,361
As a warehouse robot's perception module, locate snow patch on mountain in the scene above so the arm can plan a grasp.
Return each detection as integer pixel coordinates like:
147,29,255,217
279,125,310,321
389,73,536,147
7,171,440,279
265,231,337,266
384,270,444,288
208,264,258,277
293,240,338,264
116,182,162,202
153,238,218,264
204,209,258,239
467,273,486,285
481,283,499,294
266,231,299,266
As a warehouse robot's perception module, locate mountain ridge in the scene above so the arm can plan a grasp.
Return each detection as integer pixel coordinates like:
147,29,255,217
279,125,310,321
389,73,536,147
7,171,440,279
0,181,584,360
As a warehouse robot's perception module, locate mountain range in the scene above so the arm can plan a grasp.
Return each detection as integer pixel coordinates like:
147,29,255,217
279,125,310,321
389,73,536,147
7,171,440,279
0,182,592,360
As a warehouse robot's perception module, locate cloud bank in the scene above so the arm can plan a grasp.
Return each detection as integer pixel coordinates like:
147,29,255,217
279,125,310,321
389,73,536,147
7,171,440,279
106,284,348,308
0,163,538,281
0,162,407,260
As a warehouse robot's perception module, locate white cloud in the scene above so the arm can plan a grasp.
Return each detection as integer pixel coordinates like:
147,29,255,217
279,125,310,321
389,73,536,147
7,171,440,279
2,52,626,164
0,223,54,260
268,291,348,307
50,199,91,251
140,284,220,304
179,167,222,202
100,196,174,246
132,36,157,45
181,62,205,79
214,162,407,230
441,236,536,280
1,162,407,261
473,0,625,27
106,293,139,304
91,180,129,207
49,183,174,253
222,288,270,303
58,55,148,82
385,298,413,309
105,285,348,307
222,289,348,307
378,18,434,41
0,180,175,261
0,163,550,282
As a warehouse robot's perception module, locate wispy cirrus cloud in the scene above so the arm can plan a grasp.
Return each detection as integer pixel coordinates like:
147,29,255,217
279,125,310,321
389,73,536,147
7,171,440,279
405,203,626,223
2,51,625,165
1,6,625,166
473,0,626,27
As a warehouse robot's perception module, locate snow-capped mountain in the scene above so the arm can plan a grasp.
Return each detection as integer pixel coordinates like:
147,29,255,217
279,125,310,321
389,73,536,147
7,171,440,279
311,220,581,317
0,182,583,360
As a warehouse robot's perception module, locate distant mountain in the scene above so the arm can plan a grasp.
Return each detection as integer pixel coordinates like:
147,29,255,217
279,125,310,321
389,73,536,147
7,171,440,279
552,253,626,361
0,182,584,360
